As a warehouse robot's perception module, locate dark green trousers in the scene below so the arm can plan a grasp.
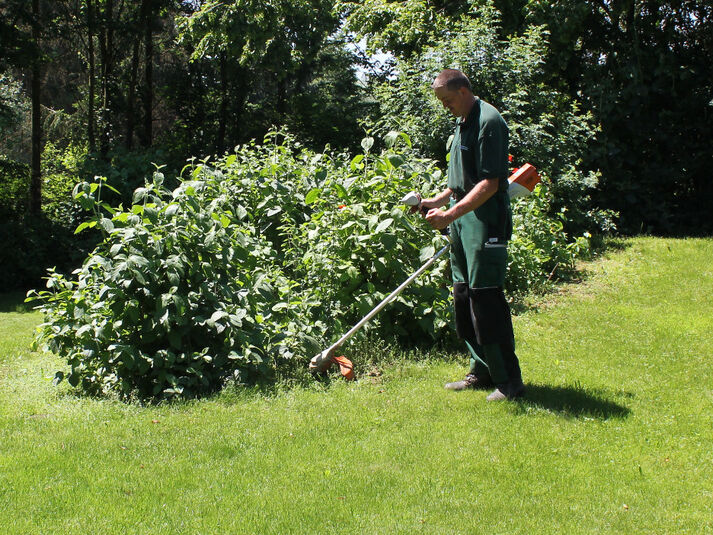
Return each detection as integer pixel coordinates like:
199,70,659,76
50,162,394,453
449,208,521,385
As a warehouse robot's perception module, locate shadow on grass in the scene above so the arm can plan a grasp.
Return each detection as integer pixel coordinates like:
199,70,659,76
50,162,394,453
514,382,631,420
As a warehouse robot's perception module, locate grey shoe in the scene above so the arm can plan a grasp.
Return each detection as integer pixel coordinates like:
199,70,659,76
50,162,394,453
486,380,525,401
445,373,493,391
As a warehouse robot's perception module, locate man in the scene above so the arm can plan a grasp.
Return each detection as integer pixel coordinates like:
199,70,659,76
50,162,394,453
421,68,524,401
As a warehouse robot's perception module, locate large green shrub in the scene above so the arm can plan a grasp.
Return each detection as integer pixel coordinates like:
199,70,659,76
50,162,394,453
29,172,326,398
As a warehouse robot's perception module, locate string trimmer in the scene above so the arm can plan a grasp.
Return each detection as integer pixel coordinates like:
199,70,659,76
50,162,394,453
309,163,540,378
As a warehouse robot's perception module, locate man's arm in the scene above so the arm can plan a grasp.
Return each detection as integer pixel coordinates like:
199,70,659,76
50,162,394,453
425,178,499,230
420,188,453,210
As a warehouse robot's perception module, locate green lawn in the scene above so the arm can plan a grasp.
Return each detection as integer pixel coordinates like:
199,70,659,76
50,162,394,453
1,237,712,534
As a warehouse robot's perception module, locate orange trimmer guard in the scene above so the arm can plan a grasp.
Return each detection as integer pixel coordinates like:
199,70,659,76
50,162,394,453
332,355,355,381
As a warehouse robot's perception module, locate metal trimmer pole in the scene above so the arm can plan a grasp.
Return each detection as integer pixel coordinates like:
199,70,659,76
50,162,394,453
310,240,450,372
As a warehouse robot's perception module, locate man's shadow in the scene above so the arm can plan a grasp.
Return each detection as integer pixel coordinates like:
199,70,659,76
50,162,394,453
514,382,632,419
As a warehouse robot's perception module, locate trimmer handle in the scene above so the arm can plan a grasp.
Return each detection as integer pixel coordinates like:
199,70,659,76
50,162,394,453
401,191,449,236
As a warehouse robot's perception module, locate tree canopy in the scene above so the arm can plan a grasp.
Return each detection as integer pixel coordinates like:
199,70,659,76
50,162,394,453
1,0,712,292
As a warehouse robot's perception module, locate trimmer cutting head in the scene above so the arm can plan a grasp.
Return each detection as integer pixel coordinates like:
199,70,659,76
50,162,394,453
309,349,334,372
309,349,355,380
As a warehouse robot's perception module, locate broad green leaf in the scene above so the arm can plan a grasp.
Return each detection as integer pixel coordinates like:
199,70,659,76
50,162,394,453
384,131,400,148
387,154,405,168
78,194,95,210
99,218,114,233
143,207,158,223
128,254,149,268
210,310,229,323
133,187,148,204
76,324,92,337
132,270,146,285
333,183,348,199
419,245,436,262
361,136,374,152
103,182,121,195
74,221,94,234
234,204,248,220
375,218,394,233
350,154,364,171
315,168,328,182
100,202,116,215
305,188,321,204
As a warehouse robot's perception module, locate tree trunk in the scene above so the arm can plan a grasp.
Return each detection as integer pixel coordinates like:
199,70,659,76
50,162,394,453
232,68,248,143
99,0,114,157
87,0,96,153
143,0,153,147
218,51,227,155
126,36,140,149
276,76,287,122
30,0,42,213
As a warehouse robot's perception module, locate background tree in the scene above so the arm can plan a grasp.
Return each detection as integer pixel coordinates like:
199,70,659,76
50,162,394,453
362,4,613,236
176,0,370,155
347,0,713,234
30,0,42,212
505,0,713,234
2,0,711,291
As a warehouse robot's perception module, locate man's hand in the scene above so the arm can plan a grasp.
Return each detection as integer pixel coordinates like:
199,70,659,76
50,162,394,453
412,198,438,214
425,208,453,230
426,179,499,230
414,188,453,227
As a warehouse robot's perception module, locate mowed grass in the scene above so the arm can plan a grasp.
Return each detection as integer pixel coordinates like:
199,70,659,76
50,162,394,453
1,237,712,534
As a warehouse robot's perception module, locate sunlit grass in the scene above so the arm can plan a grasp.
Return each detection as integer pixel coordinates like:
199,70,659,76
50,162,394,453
1,238,711,534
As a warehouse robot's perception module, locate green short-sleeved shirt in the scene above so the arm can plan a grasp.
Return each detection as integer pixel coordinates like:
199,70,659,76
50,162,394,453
446,98,511,242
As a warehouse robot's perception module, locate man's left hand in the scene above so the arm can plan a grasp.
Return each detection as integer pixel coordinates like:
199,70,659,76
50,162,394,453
425,208,453,230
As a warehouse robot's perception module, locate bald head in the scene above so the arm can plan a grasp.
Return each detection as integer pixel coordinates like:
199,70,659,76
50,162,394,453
432,69,472,93
432,69,476,119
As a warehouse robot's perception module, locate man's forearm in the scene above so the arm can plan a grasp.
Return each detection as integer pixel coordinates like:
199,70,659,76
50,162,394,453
424,179,500,230
423,188,453,208
443,178,499,222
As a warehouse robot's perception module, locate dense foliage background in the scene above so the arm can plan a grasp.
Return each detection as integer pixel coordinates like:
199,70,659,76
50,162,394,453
2,0,711,397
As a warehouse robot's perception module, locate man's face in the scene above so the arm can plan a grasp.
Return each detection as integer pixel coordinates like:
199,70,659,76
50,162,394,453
434,85,471,119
